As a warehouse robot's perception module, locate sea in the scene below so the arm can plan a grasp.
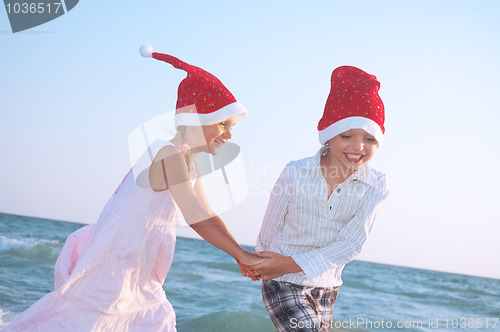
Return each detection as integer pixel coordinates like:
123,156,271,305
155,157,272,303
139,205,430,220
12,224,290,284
0,212,499,332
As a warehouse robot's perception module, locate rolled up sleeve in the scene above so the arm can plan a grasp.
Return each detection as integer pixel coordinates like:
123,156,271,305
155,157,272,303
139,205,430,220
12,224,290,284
256,164,293,252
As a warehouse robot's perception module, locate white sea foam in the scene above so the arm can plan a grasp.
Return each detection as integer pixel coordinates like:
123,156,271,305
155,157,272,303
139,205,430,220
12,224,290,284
0,235,58,252
0,235,27,251
0,308,9,328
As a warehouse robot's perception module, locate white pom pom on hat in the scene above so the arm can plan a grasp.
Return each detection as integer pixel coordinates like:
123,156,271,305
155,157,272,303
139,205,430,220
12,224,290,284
138,43,247,128
139,44,153,58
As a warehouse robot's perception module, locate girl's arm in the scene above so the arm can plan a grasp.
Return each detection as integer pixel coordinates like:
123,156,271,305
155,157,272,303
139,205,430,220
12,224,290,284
192,163,239,244
191,164,263,275
156,148,263,266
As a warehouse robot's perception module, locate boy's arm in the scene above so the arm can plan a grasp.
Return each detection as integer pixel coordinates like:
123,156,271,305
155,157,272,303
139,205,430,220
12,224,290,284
252,251,302,280
291,177,389,280
252,186,386,280
255,164,293,252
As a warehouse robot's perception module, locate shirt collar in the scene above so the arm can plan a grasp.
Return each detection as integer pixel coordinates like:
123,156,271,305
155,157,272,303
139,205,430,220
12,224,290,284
350,164,380,188
305,148,380,188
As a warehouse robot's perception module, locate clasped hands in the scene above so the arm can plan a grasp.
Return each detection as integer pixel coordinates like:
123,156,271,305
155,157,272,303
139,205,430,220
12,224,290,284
238,251,302,281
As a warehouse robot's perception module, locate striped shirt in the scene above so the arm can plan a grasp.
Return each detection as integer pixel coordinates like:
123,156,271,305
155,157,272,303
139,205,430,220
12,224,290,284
256,149,389,287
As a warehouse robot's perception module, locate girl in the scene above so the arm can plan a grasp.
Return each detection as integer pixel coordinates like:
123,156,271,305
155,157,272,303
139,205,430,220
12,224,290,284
251,66,389,332
3,45,263,332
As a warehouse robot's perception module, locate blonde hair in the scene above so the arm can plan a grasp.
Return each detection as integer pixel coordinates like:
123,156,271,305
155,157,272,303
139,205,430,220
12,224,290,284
177,126,192,174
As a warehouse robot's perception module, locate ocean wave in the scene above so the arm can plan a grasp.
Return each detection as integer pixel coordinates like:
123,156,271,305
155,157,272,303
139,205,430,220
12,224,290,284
0,235,59,251
0,235,62,262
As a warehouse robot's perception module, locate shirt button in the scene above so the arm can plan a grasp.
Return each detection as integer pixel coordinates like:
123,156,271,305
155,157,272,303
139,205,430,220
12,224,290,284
329,206,332,210
337,188,341,193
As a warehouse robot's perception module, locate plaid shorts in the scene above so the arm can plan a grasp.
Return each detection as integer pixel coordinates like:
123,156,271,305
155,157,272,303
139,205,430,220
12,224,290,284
262,280,339,332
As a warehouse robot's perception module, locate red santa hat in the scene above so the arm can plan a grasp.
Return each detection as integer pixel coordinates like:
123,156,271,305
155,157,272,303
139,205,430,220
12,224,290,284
318,66,385,145
140,44,247,129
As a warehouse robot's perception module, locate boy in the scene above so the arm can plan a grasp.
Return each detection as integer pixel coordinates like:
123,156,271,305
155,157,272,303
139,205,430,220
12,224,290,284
252,66,389,332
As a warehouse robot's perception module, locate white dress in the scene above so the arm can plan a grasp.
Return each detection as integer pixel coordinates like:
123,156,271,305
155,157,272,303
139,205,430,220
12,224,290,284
3,142,194,332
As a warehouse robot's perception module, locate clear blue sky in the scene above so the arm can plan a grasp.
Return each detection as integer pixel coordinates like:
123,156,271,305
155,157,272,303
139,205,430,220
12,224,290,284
1,1,499,279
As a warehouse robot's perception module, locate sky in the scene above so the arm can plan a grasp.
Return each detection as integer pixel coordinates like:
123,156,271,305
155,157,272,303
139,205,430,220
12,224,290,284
1,1,499,280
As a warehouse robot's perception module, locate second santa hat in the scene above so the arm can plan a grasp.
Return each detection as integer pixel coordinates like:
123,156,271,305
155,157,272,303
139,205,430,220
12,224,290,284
140,44,247,128
318,66,385,145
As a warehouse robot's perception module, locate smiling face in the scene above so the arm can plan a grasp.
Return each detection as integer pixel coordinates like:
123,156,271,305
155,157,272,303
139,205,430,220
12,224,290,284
326,128,378,174
201,114,238,155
